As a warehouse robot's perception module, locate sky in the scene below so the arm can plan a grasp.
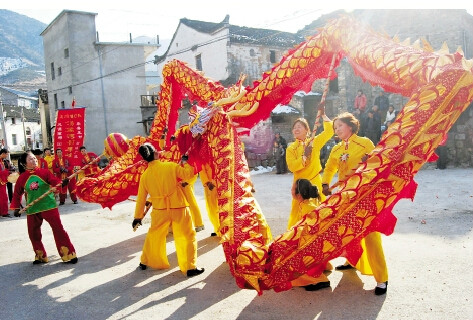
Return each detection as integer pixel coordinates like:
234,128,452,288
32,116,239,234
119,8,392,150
4,1,473,43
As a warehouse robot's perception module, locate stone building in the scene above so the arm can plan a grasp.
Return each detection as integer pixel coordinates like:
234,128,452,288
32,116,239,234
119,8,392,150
40,10,158,154
0,86,41,154
297,9,473,168
151,15,304,161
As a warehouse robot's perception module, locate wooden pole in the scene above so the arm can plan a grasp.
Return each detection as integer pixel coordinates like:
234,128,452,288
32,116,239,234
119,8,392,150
19,153,104,213
311,53,337,139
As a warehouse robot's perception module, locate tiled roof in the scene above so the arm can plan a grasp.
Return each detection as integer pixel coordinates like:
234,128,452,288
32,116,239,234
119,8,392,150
180,15,303,47
3,105,40,121
0,86,38,99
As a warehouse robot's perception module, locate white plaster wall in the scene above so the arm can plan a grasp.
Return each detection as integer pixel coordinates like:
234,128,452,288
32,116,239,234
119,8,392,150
4,118,42,152
42,11,154,154
157,23,229,84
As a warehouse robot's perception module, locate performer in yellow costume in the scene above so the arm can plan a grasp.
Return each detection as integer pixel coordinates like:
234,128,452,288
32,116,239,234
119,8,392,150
286,115,333,228
321,112,388,295
199,163,220,237
43,148,54,174
289,178,331,291
133,143,204,277
180,173,205,232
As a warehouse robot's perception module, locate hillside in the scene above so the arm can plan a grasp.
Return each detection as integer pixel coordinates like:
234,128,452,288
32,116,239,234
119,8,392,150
0,9,47,89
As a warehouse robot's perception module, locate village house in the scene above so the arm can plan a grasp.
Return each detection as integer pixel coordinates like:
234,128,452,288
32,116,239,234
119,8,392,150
297,9,473,168
40,10,159,154
38,9,472,168
0,86,42,154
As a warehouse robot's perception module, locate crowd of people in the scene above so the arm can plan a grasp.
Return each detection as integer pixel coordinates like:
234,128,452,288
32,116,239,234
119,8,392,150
0,145,102,265
1,91,398,290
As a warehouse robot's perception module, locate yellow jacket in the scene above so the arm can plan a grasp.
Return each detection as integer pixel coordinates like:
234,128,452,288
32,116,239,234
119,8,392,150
286,120,334,183
44,155,54,172
134,160,195,219
322,134,374,185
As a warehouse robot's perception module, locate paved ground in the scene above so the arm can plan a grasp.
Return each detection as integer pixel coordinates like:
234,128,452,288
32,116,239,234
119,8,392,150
0,167,472,320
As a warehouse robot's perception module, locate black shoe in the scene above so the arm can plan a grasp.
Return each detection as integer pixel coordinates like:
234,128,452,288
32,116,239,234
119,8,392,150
33,260,46,265
335,264,354,270
210,232,217,237
73,201,78,204
187,268,205,277
139,263,147,270
69,257,78,264
59,202,65,205
65,257,78,264
304,281,331,291
375,281,388,295
1,214,12,218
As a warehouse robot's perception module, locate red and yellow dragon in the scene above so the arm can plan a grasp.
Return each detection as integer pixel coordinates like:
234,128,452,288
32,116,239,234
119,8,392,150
76,14,473,294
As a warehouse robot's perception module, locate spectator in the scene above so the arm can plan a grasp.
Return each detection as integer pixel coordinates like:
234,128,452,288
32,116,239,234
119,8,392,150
2,149,16,203
360,107,381,145
384,105,397,128
0,148,12,217
273,141,285,174
273,132,287,173
354,89,367,112
374,91,390,122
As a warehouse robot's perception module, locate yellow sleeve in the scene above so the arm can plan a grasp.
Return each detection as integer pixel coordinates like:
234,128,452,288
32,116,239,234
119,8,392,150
322,145,340,185
177,162,195,181
286,142,305,173
312,120,334,149
134,175,148,219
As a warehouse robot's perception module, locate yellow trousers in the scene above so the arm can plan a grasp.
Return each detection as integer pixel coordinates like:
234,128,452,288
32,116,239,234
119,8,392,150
181,184,204,228
354,232,388,283
203,187,220,235
140,207,197,274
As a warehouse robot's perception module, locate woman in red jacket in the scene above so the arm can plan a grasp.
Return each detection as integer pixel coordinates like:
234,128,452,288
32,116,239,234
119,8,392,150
10,151,78,264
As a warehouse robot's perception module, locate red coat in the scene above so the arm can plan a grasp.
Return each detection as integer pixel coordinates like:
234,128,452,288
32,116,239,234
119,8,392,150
79,152,101,177
52,156,73,178
38,158,49,171
354,94,367,112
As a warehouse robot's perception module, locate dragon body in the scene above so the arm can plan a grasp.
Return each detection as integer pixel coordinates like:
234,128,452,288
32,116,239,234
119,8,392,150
76,15,473,294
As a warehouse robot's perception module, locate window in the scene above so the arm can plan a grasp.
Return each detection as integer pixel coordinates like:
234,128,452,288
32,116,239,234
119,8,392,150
250,49,255,57
51,62,55,80
12,134,17,146
11,118,16,125
54,94,58,109
69,86,73,94
270,50,276,63
195,54,202,71
61,101,65,108
58,67,62,76
64,48,69,58
329,77,339,93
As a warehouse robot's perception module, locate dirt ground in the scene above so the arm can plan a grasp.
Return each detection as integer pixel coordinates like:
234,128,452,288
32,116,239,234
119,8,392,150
0,167,472,320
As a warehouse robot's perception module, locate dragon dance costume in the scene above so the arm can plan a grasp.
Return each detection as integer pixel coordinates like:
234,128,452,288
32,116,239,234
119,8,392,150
322,134,388,283
286,120,334,228
134,159,197,273
10,168,77,263
180,173,204,230
52,155,77,204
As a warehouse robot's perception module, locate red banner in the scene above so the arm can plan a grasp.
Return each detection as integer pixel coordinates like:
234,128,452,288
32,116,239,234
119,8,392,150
54,107,85,167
